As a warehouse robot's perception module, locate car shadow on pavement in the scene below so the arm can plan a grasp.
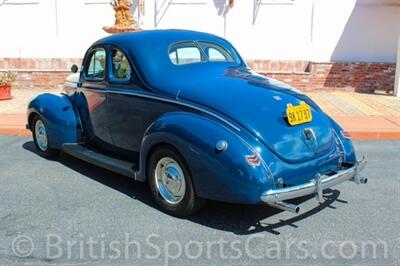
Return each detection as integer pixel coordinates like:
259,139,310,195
23,141,345,236
22,141,157,208
188,189,342,235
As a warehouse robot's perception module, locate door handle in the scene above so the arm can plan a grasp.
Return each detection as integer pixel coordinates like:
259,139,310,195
96,95,106,100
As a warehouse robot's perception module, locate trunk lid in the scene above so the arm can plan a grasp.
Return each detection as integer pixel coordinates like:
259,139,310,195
176,67,335,163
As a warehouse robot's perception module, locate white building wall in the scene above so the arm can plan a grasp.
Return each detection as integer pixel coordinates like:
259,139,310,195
311,0,400,62
395,34,400,96
226,0,313,61
0,0,399,62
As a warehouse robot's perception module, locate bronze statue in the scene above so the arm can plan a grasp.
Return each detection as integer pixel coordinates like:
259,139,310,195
103,0,140,34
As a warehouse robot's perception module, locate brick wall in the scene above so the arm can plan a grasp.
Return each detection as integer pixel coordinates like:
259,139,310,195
247,60,396,93
0,58,82,90
0,58,396,93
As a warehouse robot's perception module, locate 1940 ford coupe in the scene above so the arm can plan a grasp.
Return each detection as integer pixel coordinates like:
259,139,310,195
27,30,367,216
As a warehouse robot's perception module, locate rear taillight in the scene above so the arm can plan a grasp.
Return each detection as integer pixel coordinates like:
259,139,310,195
245,154,261,167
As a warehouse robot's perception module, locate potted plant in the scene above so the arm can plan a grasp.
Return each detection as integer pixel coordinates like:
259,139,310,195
0,71,17,100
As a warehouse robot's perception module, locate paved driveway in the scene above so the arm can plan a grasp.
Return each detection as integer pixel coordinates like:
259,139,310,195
0,135,399,265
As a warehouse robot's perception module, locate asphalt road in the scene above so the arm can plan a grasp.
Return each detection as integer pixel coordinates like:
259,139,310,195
0,135,399,265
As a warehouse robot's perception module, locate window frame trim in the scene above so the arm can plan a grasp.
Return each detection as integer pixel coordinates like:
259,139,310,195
83,46,107,82
197,41,236,63
167,40,240,66
108,46,134,85
106,44,147,91
168,40,208,66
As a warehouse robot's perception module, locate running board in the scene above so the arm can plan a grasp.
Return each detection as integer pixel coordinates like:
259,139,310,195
62,144,137,178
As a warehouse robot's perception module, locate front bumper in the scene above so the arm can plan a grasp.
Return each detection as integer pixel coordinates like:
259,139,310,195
261,157,367,213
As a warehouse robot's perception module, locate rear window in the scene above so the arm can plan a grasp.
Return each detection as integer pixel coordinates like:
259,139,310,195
169,42,205,65
169,41,238,65
197,41,235,62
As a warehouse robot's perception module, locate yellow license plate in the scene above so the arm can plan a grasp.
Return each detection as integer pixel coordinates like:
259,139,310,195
286,101,312,126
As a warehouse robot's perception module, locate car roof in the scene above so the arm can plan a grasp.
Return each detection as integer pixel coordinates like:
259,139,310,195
94,29,226,46
92,29,243,95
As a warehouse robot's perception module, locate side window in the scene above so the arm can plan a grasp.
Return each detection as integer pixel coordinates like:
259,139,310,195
169,42,205,65
111,48,132,81
86,49,106,80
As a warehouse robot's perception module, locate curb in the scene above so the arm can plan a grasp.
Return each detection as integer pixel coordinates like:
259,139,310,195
0,126,399,141
0,114,399,140
0,128,31,137
0,114,31,137
347,131,400,141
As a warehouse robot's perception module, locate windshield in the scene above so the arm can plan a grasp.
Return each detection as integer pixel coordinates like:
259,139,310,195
169,41,240,65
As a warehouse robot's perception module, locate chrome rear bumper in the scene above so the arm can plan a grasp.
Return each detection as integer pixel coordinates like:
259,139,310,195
261,157,367,213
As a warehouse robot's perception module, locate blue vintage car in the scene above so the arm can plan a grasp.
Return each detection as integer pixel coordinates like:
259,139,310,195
27,30,367,216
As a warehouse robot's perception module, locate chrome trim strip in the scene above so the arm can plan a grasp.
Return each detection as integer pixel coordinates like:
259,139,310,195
261,157,367,203
81,86,241,131
333,130,347,161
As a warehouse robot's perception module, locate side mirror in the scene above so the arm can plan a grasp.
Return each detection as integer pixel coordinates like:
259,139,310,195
70,64,79,73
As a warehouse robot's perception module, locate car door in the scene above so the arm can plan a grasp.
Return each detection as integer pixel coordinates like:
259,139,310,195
106,46,179,161
78,46,113,149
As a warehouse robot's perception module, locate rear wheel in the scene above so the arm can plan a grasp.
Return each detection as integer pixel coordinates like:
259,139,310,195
32,115,59,158
147,146,205,217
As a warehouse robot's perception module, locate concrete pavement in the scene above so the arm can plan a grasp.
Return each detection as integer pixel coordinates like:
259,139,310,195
307,92,400,140
0,135,399,265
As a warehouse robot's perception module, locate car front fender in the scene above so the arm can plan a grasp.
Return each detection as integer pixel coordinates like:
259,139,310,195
137,112,274,204
27,93,82,149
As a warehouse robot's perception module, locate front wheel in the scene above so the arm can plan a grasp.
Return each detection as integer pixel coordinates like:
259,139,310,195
32,115,59,158
148,146,205,217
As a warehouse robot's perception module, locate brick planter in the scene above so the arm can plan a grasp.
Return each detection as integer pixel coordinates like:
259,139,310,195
0,84,12,100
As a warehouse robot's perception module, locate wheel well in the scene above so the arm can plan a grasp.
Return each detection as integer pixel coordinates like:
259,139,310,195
146,142,180,168
144,141,201,196
28,112,39,130
144,142,189,179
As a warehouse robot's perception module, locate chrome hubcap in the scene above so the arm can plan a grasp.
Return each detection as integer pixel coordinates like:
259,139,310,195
155,157,186,204
35,119,48,151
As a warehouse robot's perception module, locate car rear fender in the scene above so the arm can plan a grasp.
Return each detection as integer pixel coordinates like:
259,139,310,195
137,112,274,204
328,116,356,163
